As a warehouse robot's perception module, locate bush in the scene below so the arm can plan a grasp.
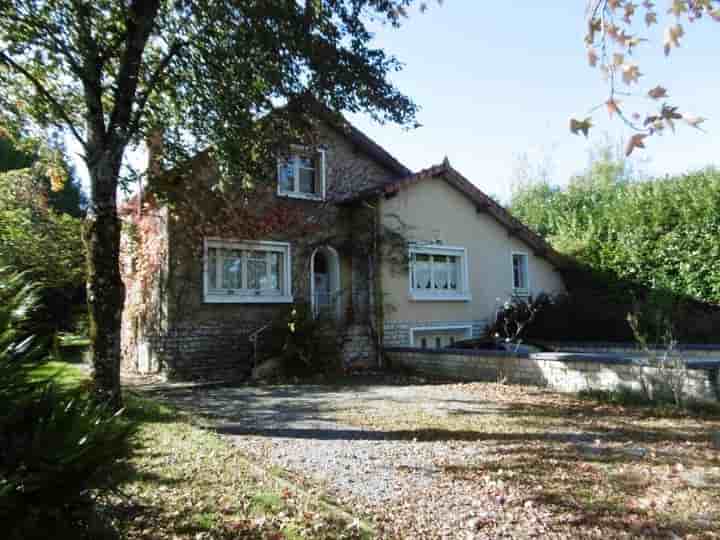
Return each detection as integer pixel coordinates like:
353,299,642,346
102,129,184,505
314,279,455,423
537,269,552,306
510,159,720,343
486,294,552,348
260,303,342,377
511,164,720,306
0,152,86,334
522,285,720,344
0,271,135,539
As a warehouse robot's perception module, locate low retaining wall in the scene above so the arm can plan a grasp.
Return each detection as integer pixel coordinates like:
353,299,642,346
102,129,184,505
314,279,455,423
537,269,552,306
538,341,720,359
385,347,720,403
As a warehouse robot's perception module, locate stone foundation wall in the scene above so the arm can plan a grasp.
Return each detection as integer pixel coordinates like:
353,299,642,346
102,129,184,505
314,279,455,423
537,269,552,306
385,348,720,403
127,323,256,381
342,324,376,368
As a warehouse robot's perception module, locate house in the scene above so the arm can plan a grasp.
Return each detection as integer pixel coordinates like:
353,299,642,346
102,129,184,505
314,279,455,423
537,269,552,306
120,108,567,379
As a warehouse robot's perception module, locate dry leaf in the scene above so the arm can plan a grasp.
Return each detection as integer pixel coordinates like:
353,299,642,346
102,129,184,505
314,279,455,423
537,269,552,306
625,133,648,156
570,117,592,137
684,115,706,129
606,98,621,117
587,47,598,67
624,2,637,23
669,0,688,17
621,63,642,84
648,85,668,99
664,23,684,55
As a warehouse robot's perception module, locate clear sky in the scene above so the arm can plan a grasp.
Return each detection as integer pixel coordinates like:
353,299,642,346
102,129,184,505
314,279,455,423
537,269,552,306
346,2,720,202
71,2,719,203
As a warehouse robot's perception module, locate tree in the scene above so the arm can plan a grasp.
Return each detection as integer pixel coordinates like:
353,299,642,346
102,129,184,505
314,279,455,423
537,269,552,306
573,0,719,154
0,133,86,216
0,1,420,407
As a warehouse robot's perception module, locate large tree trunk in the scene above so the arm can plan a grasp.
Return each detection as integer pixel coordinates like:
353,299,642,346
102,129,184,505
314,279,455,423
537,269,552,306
85,147,124,409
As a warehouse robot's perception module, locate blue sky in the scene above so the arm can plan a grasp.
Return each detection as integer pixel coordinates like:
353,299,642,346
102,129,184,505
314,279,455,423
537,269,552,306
72,2,719,203
347,2,720,201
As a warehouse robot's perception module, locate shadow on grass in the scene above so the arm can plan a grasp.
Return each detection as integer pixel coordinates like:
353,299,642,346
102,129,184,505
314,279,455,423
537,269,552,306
124,393,180,424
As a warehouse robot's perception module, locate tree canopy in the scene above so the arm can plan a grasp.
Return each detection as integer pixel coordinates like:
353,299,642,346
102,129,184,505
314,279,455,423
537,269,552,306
510,151,720,305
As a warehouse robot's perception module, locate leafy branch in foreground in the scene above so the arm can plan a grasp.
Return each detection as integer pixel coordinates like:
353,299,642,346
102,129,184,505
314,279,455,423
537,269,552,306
572,0,719,154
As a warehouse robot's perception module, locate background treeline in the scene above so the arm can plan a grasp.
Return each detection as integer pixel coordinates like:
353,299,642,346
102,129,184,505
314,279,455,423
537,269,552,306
509,147,720,343
0,131,87,334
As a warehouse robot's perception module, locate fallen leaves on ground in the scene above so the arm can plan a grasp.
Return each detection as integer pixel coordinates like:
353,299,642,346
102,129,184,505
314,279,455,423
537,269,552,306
335,382,720,539
111,399,368,539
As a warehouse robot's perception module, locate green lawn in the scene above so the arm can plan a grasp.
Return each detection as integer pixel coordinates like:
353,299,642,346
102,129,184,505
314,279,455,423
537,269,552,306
30,361,370,540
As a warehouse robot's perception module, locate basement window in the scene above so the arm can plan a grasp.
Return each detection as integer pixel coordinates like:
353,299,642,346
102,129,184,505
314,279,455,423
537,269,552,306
411,325,473,349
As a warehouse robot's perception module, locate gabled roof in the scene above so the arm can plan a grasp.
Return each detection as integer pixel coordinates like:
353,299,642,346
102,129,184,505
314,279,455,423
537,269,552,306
308,102,412,178
338,158,570,269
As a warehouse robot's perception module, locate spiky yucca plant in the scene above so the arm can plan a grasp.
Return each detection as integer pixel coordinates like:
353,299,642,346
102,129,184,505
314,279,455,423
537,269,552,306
0,269,135,539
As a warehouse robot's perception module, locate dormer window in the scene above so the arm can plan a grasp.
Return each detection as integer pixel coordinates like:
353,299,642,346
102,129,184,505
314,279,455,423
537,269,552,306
277,148,326,200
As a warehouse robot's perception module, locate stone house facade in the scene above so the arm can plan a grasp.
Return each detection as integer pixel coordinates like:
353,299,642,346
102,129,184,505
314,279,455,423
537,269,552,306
120,110,567,380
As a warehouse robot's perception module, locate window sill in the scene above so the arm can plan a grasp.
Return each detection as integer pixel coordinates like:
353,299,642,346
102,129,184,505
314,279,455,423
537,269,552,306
277,190,324,201
410,293,472,302
512,289,530,297
204,295,294,304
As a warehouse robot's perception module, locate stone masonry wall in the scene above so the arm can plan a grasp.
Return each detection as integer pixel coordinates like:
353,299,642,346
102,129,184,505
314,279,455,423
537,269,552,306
121,117,397,381
386,348,720,403
132,322,257,381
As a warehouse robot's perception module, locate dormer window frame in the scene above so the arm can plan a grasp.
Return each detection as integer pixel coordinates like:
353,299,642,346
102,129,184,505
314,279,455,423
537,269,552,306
277,145,326,201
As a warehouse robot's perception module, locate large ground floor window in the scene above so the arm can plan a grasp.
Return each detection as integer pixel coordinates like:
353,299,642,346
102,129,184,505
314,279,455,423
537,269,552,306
203,239,292,303
409,244,471,301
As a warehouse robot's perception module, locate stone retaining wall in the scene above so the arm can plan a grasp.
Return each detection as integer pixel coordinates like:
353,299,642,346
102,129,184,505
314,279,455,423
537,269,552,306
385,347,720,403
538,341,720,359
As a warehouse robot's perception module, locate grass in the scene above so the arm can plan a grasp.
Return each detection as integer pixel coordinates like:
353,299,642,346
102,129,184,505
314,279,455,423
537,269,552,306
336,382,720,539
28,360,370,540
28,359,89,391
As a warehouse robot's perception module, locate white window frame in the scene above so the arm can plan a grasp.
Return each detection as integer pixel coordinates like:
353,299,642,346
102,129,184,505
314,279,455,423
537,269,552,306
203,238,293,304
511,251,530,296
410,324,473,347
408,244,471,302
276,146,326,201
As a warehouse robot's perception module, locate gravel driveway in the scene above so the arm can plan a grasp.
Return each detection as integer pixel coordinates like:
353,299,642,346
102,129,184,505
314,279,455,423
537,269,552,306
138,378,720,539
141,378,525,538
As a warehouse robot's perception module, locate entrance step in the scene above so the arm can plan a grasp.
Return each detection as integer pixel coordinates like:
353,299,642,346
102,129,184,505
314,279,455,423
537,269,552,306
341,324,375,369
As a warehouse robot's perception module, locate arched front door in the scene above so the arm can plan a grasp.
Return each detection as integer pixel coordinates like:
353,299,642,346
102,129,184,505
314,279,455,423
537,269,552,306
310,246,341,319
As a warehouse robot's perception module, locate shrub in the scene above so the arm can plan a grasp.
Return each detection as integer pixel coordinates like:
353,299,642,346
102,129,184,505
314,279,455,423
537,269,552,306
627,290,689,407
260,303,342,377
0,271,135,539
511,164,720,306
486,293,552,350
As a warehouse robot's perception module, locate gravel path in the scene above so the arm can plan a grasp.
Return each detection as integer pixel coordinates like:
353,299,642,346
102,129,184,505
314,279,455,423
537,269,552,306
139,379,605,539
